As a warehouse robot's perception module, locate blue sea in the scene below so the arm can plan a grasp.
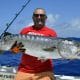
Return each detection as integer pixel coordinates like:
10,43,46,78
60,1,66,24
0,51,80,76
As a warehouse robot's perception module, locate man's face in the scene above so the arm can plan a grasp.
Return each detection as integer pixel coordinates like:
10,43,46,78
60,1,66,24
32,9,47,29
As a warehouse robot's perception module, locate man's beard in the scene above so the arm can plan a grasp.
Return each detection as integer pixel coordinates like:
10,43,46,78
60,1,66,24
34,19,45,27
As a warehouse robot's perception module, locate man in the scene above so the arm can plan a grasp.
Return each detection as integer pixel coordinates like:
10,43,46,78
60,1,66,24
14,8,57,80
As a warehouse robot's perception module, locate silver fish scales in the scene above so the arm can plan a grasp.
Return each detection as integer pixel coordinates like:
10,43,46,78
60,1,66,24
0,34,80,59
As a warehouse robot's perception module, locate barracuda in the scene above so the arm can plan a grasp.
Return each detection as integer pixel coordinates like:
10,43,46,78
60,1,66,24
0,34,80,59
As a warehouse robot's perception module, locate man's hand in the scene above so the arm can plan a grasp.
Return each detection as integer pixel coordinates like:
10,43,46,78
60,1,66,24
10,41,26,53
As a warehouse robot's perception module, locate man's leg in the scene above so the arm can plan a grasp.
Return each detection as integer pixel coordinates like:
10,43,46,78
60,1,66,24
35,71,55,80
14,71,34,80
14,71,55,80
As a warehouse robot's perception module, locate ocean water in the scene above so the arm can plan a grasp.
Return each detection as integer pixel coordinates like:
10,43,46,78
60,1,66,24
0,51,80,76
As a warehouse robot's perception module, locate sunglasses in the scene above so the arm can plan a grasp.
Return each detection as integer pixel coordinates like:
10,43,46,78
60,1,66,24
33,14,46,17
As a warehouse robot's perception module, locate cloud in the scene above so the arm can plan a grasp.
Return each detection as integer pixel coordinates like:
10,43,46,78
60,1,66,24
46,15,80,37
63,18,80,31
70,18,80,29
56,18,80,37
46,14,60,27
27,22,33,26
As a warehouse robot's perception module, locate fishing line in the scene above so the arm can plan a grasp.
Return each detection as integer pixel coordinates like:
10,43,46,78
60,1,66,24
0,0,31,39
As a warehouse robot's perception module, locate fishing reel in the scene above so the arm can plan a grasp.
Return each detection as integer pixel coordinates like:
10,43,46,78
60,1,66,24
0,32,12,41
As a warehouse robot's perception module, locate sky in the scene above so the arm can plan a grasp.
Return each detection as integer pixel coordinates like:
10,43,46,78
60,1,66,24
0,0,80,37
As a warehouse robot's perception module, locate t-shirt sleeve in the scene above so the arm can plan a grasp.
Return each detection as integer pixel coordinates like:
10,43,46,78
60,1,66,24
47,27,57,37
50,29,57,37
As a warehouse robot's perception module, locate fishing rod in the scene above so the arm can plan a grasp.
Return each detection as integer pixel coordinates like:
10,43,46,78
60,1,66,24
0,0,31,39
